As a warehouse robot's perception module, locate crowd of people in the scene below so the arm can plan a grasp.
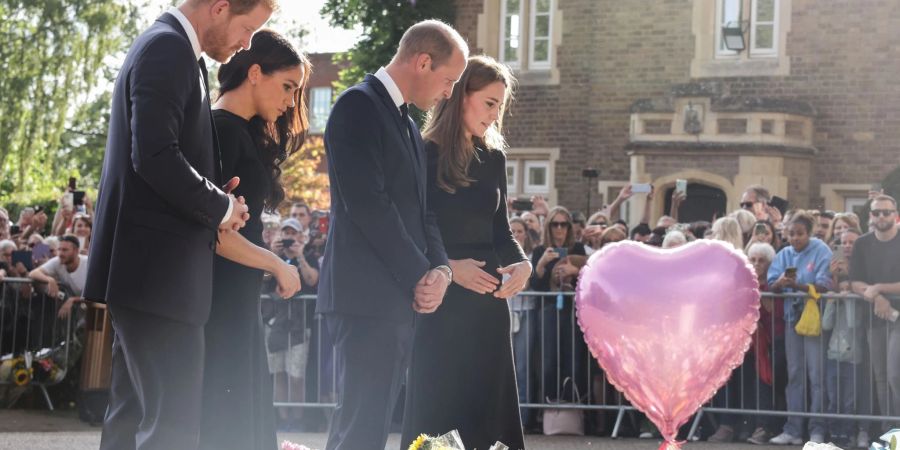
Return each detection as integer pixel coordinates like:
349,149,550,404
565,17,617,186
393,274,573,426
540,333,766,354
502,184,899,448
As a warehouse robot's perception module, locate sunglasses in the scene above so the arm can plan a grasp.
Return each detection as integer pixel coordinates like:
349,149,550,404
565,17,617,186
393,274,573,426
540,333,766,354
590,222,607,227
549,221,571,229
740,202,755,209
871,209,897,218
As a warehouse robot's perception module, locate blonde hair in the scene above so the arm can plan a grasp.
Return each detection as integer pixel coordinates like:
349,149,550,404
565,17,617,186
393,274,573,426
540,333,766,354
711,217,743,250
423,55,515,193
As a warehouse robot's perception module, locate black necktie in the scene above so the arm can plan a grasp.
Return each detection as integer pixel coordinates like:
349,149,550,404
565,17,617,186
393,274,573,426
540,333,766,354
399,104,419,164
199,57,224,184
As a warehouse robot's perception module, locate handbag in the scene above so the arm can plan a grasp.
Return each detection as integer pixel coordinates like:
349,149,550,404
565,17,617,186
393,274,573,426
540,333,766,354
795,285,822,337
542,377,585,436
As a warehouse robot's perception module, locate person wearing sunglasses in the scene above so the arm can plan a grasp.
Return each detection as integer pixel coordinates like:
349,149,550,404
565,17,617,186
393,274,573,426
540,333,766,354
850,195,900,432
530,206,588,404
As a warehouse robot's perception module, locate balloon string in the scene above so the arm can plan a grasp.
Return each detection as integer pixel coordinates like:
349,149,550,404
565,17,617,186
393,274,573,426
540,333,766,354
658,440,684,450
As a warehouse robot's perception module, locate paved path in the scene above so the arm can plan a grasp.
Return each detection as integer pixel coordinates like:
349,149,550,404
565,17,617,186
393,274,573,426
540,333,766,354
0,410,804,450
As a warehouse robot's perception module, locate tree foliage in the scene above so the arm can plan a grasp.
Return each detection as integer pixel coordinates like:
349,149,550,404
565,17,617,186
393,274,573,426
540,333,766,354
280,136,330,212
321,0,456,94
0,0,140,206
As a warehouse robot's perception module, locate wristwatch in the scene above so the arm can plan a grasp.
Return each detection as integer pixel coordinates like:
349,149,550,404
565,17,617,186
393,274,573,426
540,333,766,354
434,265,453,283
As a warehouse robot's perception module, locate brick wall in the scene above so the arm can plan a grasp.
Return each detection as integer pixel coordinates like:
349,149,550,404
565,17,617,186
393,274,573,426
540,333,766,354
453,0,900,212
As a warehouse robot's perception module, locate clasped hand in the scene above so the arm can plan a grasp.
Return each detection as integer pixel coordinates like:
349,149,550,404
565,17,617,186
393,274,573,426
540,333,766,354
413,269,450,314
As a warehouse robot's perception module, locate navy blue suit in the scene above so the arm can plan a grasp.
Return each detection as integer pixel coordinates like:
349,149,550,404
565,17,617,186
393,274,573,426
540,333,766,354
316,74,448,449
84,13,229,450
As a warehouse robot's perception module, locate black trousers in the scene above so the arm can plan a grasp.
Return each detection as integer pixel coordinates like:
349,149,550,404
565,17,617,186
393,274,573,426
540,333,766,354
324,313,414,450
100,304,205,450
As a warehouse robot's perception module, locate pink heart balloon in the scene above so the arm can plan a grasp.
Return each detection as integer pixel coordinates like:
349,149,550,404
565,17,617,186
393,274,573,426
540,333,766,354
575,240,759,448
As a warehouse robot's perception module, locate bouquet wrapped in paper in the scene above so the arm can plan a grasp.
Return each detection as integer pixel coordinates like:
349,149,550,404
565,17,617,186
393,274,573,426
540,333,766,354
407,430,508,450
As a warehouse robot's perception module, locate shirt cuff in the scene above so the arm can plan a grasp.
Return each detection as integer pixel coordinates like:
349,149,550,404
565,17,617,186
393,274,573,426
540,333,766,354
220,196,234,225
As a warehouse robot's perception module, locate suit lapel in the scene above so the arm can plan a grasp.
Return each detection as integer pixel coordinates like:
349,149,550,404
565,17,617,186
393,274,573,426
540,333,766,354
199,59,224,184
365,75,425,208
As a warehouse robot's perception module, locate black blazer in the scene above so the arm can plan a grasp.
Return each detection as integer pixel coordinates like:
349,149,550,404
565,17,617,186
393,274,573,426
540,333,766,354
84,13,230,326
316,74,448,322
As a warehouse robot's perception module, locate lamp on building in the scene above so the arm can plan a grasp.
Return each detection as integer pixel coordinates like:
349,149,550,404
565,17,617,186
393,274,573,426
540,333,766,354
722,21,746,52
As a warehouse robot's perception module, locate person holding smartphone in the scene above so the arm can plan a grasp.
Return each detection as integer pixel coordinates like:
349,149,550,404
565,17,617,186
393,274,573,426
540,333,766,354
529,206,589,405
745,220,782,254
767,211,834,445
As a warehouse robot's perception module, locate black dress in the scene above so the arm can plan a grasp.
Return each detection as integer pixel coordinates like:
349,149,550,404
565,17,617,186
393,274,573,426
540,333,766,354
198,109,277,450
402,143,528,450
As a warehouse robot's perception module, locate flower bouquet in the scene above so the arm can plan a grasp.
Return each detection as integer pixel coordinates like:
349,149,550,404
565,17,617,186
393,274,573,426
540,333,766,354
408,430,508,450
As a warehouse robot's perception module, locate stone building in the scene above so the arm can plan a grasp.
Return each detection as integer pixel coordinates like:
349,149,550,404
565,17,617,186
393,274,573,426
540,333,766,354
453,0,900,223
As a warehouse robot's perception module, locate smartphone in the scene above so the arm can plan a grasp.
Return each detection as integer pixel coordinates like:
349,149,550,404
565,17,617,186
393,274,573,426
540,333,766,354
754,223,768,236
12,250,33,272
553,247,568,258
769,196,789,214
785,267,797,279
511,199,534,211
63,193,74,210
675,179,688,195
890,309,899,322
631,183,651,194
317,216,329,234
281,239,295,249
31,243,51,262
9,224,21,235
73,191,85,206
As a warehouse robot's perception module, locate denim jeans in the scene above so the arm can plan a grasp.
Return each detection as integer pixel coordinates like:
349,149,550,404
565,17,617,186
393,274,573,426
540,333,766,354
825,359,861,438
782,325,826,438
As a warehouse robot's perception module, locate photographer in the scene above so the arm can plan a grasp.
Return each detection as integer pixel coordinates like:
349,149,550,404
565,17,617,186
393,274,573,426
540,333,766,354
263,218,320,431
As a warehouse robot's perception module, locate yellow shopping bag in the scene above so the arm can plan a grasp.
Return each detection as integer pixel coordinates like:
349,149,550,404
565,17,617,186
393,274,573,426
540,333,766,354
795,285,822,337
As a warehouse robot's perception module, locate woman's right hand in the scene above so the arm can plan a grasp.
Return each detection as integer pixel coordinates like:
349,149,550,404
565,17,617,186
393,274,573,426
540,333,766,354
772,273,793,290
538,247,559,267
273,261,301,299
449,259,499,294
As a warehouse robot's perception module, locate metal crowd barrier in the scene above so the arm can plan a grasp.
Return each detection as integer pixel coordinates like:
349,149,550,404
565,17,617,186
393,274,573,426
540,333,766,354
267,290,900,439
0,277,79,410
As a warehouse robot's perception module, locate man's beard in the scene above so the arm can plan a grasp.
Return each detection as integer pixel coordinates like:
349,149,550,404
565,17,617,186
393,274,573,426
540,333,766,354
874,220,895,232
202,22,237,64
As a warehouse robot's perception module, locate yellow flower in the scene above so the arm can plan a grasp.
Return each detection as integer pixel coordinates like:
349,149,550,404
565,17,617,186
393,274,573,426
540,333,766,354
408,434,428,450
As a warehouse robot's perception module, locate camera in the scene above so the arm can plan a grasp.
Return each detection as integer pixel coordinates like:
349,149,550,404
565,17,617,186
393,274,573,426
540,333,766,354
511,198,533,211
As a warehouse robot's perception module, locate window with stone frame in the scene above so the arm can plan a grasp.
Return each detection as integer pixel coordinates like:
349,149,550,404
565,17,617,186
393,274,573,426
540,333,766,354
309,87,332,133
691,0,791,78
715,0,778,59
499,0,555,71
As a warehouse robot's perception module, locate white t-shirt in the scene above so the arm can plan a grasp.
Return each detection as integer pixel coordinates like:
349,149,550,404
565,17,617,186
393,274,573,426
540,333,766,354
39,255,88,296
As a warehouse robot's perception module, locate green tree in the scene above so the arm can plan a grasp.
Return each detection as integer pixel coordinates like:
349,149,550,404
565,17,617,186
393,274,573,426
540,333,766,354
0,0,140,206
322,0,456,99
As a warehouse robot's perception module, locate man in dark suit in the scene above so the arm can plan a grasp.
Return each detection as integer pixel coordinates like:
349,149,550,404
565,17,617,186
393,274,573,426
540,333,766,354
83,1,273,449
316,20,469,450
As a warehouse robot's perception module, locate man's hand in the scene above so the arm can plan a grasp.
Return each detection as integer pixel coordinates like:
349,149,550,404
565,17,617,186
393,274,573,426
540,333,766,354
31,211,48,231
219,194,249,232
413,269,450,314
494,260,532,299
874,295,893,320
863,284,881,302
449,259,499,294
46,279,59,299
58,297,78,319
273,261,301,299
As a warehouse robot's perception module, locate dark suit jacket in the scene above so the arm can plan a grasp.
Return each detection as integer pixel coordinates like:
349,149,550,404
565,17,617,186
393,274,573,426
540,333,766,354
84,13,230,326
316,74,448,322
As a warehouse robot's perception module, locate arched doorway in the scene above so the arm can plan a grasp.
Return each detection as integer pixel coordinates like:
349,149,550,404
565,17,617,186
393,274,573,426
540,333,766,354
664,183,727,223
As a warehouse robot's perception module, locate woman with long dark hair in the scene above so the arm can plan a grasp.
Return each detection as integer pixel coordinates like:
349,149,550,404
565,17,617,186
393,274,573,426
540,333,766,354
198,29,311,450
401,55,532,449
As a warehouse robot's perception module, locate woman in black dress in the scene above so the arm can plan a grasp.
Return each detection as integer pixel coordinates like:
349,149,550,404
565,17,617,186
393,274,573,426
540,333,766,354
401,56,533,449
198,30,311,450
